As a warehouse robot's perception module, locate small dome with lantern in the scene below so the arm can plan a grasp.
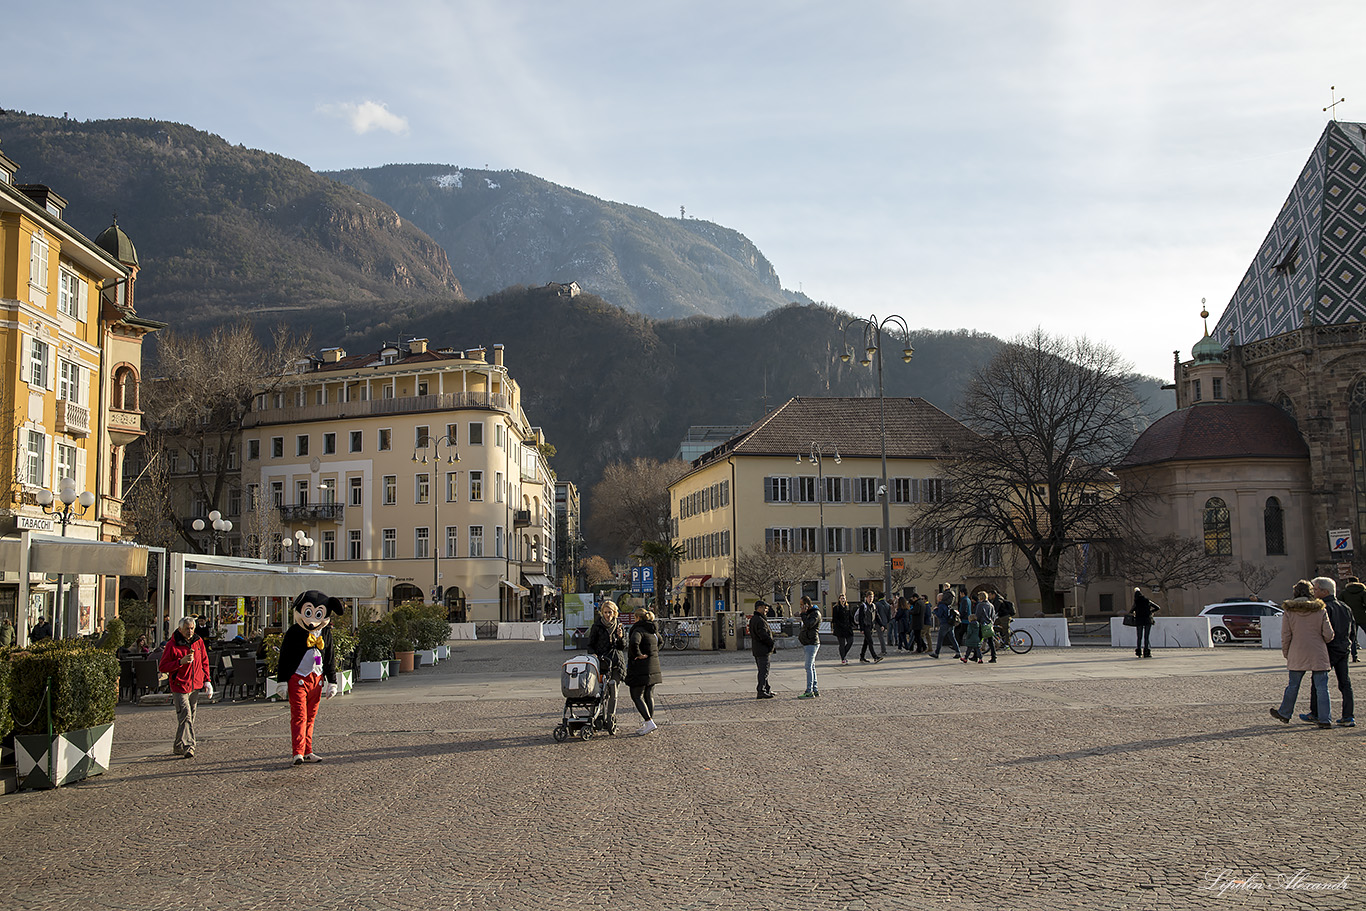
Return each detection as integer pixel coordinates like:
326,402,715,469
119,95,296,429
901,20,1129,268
95,215,138,267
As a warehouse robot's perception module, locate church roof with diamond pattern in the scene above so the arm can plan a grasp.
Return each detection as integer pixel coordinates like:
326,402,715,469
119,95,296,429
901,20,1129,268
1213,120,1366,345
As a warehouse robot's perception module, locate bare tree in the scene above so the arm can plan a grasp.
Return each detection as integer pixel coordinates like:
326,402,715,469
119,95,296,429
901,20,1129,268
921,329,1146,613
132,323,309,552
1122,534,1229,602
586,457,688,558
580,555,613,587
1234,561,1280,600
732,542,820,607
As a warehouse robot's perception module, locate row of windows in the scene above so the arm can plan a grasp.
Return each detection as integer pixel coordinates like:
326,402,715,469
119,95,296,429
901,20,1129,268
762,476,945,504
22,337,90,405
1202,496,1286,556
240,526,527,561
678,480,731,519
763,525,954,554
20,429,85,489
684,530,732,561
28,233,91,322
247,422,494,460
250,469,505,508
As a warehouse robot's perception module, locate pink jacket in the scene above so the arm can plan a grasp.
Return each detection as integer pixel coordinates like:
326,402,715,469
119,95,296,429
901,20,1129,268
1279,597,1334,671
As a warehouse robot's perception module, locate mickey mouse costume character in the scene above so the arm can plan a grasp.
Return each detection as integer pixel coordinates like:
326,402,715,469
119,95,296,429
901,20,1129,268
275,590,344,765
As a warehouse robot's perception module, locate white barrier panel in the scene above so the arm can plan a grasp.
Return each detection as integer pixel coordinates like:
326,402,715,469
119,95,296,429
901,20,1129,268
1261,616,1282,649
1012,617,1071,647
1109,616,1213,648
497,621,545,641
541,621,564,637
448,623,477,640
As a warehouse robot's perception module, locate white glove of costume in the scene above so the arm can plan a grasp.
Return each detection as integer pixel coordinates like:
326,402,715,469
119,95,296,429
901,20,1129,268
203,682,214,700
276,681,290,700
323,682,338,698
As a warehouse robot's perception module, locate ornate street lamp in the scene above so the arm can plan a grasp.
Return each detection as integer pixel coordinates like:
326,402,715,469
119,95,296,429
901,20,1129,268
36,477,96,639
796,442,840,606
413,435,459,604
839,314,914,600
280,528,314,565
192,509,233,555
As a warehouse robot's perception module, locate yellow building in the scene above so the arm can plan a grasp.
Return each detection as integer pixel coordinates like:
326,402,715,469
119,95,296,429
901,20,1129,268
0,142,161,637
238,340,557,622
670,396,1006,613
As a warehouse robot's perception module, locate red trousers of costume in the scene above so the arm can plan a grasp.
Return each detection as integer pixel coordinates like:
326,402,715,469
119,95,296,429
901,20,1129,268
288,673,322,757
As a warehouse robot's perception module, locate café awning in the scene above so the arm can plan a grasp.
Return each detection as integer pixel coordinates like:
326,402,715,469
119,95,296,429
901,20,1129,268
501,579,529,594
522,574,555,589
0,533,148,575
703,576,729,587
681,575,711,587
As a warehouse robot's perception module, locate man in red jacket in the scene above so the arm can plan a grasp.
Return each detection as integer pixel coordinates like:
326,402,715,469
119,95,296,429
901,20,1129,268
158,616,213,758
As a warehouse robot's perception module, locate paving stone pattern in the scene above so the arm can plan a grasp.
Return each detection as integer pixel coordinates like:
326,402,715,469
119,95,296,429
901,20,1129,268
0,642,1361,911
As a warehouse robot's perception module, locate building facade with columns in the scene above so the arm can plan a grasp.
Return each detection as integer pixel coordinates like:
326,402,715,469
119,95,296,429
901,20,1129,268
236,339,557,623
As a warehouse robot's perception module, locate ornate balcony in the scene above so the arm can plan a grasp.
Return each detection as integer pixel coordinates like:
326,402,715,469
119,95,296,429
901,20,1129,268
279,503,345,522
513,509,532,526
56,399,90,437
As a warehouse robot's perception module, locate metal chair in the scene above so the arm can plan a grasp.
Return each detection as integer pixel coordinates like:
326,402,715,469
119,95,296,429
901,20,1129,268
228,659,260,700
132,660,160,703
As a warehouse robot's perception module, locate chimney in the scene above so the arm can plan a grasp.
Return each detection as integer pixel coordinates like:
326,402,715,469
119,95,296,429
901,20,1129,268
492,344,504,366
470,347,486,362
321,347,346,363
409,338,429,355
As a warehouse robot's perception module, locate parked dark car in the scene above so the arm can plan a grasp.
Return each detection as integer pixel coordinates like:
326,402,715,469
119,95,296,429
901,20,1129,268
1199,600,1282,644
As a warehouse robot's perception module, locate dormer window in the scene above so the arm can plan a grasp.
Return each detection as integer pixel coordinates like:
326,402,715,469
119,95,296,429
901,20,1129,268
1212,377,1223,400
380,348,399,365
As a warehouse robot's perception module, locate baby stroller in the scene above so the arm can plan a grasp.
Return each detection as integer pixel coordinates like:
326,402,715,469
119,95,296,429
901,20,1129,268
554,654,615,742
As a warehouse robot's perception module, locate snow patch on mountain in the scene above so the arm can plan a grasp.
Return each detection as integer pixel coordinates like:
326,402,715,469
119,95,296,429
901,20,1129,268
432,172,463,189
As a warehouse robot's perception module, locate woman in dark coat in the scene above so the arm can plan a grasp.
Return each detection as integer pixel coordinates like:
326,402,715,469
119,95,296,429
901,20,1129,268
585,600,627,732
831,595,855,665
625,607,662,735
1131,588,1160,658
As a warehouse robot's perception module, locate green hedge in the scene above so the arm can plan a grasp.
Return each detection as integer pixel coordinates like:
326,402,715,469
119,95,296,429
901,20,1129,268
357,619,396,661
100,619,126,652
9,641,118,736
0,656,12,740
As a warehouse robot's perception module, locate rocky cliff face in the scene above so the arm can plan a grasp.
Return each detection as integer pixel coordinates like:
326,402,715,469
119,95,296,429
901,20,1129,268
0,113,463,327
325,164,789,320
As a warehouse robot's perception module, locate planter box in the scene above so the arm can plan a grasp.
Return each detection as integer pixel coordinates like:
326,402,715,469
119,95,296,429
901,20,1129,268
15,722,114,790
396,651,415,673
357,660,390,682
337,669,354,694
435,645,450,660
418,649,439,667
265,677,284,701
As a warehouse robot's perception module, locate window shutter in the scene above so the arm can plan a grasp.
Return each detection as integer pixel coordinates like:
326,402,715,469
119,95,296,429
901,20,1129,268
44,346,54,392
18,334,30,385
764,476,773,503
77,278,88,322
76,447,88,493
764,527,775,549
842,477,852,503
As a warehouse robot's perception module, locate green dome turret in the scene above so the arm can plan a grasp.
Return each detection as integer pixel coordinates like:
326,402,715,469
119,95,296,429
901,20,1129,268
95,215,138,267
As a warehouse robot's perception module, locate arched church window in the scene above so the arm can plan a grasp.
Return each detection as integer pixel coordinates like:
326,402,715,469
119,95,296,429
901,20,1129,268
1264,497,1286,556
1350,379,1366,545
1203,497,1232,556
1275,392,1296,420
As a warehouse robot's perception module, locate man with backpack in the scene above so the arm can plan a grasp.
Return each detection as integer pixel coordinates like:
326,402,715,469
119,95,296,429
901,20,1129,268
931,590,961,660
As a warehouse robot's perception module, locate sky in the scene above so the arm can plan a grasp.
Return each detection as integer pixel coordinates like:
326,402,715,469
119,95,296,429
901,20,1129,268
6,0,1363,378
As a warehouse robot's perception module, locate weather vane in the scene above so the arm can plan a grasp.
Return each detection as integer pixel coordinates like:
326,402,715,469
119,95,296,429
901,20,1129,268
1324,86,1346,120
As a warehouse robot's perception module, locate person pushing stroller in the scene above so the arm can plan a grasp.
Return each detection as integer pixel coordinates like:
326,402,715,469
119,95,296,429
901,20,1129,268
585,600,627,734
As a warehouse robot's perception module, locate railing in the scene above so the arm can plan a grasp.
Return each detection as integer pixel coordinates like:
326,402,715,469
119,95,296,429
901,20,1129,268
279,503,345,522
56,399,90,437
475,620,499,639
244,391,513,427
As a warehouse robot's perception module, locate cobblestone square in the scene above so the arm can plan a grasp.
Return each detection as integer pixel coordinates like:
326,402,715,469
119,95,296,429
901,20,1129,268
1,641,1361,911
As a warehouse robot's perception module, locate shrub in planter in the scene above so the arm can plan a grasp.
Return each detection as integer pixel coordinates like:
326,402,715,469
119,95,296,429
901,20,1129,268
409,617,451,652
261,633,283,678
394,636,415,673
118,599,155,646
330,624,359,671
9,640,119,788
99,618,126,652
0,655,12,741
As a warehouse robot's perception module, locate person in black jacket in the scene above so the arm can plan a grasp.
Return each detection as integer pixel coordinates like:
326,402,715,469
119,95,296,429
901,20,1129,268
857,590,883,664
625,608,662,734
831,595,855,665
1308,577,1355,726
750,600,776,698
1130,588,1160,658
585,600,627,732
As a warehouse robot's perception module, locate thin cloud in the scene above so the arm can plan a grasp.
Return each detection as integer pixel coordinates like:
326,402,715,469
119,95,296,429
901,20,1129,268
318,100,409,136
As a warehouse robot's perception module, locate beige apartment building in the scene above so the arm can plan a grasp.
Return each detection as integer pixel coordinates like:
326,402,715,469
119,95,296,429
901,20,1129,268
670,396,1020,613
1,142,162,638
237,339,556,622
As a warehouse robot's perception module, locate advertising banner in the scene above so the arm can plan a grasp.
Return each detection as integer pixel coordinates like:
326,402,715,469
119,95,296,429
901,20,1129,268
563,592,595,651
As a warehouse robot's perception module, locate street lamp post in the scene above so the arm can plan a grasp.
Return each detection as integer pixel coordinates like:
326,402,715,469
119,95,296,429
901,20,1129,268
193,509,234,633
839,314,914,600
36,477,96,639
797,442,841,607
413,435,459,606
280,528,314,565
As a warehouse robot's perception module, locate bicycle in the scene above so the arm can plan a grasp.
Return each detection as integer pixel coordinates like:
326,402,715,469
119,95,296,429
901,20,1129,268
989,626,1032,655
661,618,697,650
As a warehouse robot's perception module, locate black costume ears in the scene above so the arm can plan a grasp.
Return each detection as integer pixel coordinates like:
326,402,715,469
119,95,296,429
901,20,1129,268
293,590,328,611
325,597,345,617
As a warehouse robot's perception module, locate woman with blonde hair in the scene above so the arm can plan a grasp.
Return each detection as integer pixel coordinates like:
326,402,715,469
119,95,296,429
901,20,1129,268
585,600,626,733
624,607,662,735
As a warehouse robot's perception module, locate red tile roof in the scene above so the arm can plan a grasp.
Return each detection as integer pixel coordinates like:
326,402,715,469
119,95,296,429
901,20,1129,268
1120,402,1308,468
